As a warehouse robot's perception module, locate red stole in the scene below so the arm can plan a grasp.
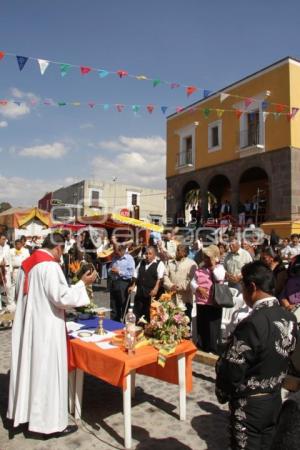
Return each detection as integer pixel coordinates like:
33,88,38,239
21,249,57,295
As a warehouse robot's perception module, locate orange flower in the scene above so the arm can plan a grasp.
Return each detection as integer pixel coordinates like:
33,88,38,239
69,261,81,274
159,293,173,302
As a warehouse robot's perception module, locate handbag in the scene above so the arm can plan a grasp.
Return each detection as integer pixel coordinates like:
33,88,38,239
212,282,234,308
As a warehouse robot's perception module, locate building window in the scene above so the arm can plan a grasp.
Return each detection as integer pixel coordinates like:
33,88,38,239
208,120,222,152
127,191,140,209
131,193,138,206
239,103,265,151
176,124,196,168
89,189,102,207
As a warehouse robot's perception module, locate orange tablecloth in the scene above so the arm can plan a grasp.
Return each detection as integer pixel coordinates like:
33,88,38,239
69,339,197,392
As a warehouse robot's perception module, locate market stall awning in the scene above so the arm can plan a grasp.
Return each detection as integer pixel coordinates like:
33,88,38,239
0,207,52,228
71,213,163,232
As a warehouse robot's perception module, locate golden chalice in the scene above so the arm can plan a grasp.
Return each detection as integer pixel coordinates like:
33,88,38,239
95,309,106,335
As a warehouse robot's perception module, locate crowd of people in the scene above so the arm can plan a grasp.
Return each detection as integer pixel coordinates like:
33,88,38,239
1,227,300,448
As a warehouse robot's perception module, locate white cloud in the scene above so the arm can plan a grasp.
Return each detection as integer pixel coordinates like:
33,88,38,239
0,102,30,119
19,142,68,159
0,121,8,128
10,87,39,103
0,175,80,206
91,135,166,188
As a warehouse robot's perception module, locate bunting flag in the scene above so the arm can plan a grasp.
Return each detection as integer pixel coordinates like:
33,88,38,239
176,106,184,113
72,102,81,106
273,112,281,120
203,108,210,118
275,104,285,113
147,104,154,114
60,63,71,77
16,56,28,71
117,70,128,78
13,101,21,106
58,102,66,106
216,109,224,118
153,79,161,87
220,93,230,102
116,104,125,112
80,66,92,75
0,51,6,60
0,100,8,105
235,109,243,119
244,98,253,108
38,59,49,75
186,86,198,97
161,106,168,114
132,105,141,113
171,82,180,89
88,102,95,108
98,69,109,78
292,107,299,118
136,75,147,80
203,90,212,98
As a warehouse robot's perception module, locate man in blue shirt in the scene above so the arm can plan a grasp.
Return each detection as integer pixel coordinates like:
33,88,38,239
109,244,135,321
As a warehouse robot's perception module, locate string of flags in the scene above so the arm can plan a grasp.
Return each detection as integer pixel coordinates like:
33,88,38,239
0,50,295,114
0,97,298,120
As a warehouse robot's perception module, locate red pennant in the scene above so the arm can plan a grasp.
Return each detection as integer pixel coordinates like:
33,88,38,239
116,104,125,112
0,99,8,105
235,110,243,119
88,102,95,108
146,104,154,114
275,104,285,113
186,86,197,97
80,66,92,75
176,106,184,113
117,70,128,78
244,98,253,108
0,51,5,60
287,112,293,121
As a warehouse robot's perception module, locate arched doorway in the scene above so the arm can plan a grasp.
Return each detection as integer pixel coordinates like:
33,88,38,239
182,180,201,225
207,174,231,218
239,167,269,225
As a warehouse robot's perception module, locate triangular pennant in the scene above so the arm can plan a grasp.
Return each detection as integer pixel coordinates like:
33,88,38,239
275,103,285,113
13,101,22,106
58,102,66,106
147,104,155,114
292,107,299,118
203,89,211,98
116,104,125,112
287,112,293,122
216,109,224,118
261,101,269,111
186,86,197,97
171,82,180,89
30,99,37,106
16,55,28,71
103,104,110,110
220,93,230,102
38,59,49,75
117,70,128,78
176,106,184,113
273,112,281,120
0,100,8,106
44,99,52,105
235,109,243,119
80,66,92,75
98,69,109,78
88,102,95,108
153,79,161,87
72,102,81,106
203,108,210,118
60,64,71,77
161,106,168,115
136,75,147,80
0,51,6,60
132,105,141,113
244,98,253,108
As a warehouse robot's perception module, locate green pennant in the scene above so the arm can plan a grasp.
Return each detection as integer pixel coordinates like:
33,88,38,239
153,79,161,87
203,108,210,118
58,102,67,106
60,64,71,77
132,105,141,113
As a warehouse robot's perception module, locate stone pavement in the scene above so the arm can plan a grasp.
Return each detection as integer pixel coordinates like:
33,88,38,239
0,287,230,450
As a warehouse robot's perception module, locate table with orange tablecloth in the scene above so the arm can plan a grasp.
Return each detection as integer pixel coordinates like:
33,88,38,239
69,338,197,449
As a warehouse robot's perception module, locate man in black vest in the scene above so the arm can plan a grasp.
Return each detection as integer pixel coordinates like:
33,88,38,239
130,246,165,321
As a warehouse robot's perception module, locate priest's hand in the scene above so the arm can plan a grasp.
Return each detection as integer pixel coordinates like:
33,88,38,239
81,270,97,286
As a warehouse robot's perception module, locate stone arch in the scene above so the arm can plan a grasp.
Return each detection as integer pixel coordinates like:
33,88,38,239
239,166,269,224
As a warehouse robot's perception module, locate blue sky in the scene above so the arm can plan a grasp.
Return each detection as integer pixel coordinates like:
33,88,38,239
0,0,300,205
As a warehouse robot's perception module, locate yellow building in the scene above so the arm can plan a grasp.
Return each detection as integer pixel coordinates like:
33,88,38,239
166,57,300,236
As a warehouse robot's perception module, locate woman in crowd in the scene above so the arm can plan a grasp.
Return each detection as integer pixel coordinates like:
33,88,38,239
191,244,225,354
279,254,300,310
260,246,288,297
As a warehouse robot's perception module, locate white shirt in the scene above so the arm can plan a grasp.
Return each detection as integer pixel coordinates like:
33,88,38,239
10,247,30,268
64,238,75,254
285,244,300,258
0,243,12,270
224,247,253,276
134,258,165,279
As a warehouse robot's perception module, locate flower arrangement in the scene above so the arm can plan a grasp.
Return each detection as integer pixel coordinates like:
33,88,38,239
70,261,97,313
142,292,190,346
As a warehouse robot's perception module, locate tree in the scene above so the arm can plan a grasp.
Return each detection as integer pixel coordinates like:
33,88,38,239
0,202,12,213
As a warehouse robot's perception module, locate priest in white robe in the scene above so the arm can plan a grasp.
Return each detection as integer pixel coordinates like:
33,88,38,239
7,233,97,436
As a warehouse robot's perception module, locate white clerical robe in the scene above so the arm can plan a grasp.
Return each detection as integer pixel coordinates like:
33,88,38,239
7,256,90,433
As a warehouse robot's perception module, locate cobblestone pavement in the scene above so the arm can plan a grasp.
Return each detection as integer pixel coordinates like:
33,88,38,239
0,287,230,450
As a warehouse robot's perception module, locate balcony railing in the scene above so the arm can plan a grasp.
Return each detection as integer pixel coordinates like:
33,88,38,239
176,150,194,168
239,127,262,149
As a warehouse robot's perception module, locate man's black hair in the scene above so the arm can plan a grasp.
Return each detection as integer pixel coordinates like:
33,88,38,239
241,261,275,295
42,232,65,249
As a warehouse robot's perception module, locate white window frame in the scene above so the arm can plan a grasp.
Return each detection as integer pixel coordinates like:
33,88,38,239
235,94,266,151
208,119,222,152
176,124,196,169
126,191,140,209
89,188,102,207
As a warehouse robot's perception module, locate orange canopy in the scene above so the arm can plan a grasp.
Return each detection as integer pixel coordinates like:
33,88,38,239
0,207,52,228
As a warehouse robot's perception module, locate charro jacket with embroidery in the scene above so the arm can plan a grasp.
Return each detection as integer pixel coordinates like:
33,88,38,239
215,298,298,403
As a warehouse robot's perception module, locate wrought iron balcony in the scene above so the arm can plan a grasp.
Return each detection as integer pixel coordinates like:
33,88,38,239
176,150,194,168
239,127,262,149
